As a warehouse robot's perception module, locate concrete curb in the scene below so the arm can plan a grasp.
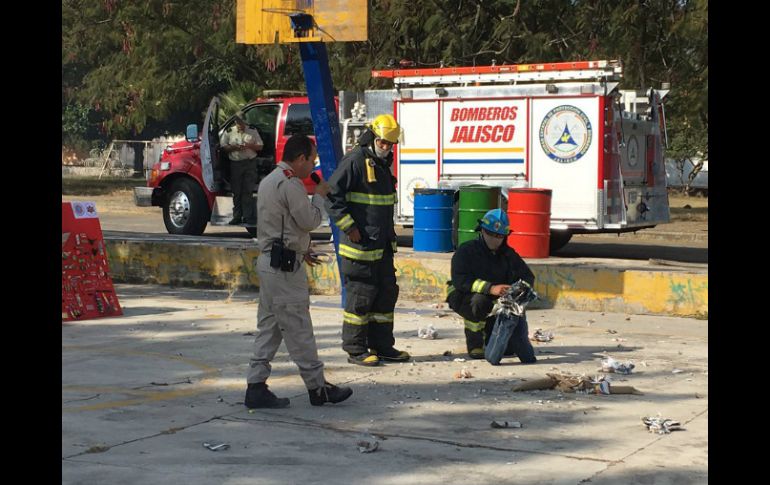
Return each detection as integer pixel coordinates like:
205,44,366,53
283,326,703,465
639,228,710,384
575,231,708,244
105,236,707,318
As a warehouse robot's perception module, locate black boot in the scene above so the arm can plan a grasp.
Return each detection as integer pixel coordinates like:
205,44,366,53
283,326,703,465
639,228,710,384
370,348,411,362
245,382,290,409
308,382,353,406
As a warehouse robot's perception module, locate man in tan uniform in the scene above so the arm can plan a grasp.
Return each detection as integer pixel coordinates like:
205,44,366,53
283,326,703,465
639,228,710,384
245,134,353,408
221,113,263,225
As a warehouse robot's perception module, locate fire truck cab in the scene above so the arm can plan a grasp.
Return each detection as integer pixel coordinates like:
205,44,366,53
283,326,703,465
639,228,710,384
134,91,328,236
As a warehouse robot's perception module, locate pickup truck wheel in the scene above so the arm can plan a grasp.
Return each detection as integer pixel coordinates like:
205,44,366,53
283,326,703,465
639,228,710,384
549,230,572,253
162,178,210,235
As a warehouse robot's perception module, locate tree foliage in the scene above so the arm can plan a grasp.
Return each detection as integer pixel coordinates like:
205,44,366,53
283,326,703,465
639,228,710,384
63,0,707,164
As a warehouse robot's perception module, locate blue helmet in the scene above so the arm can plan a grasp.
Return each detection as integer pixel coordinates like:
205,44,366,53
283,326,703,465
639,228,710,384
478,208,510,235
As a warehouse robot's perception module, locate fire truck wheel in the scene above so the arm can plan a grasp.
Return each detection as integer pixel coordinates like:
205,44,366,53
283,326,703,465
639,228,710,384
162,178,210,235
549,230,572,253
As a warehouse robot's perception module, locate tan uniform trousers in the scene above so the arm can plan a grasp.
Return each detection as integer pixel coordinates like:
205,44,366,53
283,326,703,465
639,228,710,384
247,253,325,389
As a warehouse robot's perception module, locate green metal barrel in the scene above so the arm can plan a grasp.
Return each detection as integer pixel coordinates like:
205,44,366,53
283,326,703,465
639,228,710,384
457,185,501,247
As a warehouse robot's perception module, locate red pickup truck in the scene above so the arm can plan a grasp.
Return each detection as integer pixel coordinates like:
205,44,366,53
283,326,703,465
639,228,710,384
134,92,332,236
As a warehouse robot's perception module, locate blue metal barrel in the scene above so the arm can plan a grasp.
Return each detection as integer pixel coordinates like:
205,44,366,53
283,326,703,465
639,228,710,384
413,188,455,252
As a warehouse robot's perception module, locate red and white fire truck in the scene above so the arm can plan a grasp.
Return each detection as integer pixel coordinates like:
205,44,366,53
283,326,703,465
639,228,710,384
376,59,671,251
136,60,670,253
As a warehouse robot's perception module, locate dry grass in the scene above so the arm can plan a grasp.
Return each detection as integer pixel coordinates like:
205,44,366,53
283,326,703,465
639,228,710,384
62,176,145,196
668,192,708,222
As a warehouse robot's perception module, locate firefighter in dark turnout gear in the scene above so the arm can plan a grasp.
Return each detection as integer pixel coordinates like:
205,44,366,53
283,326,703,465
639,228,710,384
445,208,537,363
326,114,410,366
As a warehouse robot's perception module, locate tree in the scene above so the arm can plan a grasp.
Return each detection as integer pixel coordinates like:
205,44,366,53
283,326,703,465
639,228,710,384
63,0,707,176
62,0,298,142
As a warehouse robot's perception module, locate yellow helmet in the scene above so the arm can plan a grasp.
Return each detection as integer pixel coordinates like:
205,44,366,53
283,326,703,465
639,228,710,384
368,114,401,144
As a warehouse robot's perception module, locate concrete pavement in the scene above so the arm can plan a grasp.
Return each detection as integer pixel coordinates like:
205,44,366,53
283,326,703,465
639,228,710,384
62,284,708,484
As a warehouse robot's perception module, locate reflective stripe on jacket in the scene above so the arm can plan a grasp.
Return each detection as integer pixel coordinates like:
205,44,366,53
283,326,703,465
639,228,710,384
447,237,535,295
326,145,398,262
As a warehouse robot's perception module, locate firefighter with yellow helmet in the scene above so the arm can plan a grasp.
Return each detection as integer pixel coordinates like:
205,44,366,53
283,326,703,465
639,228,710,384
326,114,410,366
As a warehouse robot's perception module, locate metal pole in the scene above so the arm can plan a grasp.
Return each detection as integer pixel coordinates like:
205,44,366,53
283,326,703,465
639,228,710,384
298,41,346,307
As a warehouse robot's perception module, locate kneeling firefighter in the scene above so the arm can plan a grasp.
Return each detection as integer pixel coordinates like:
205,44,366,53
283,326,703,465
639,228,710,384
445,208,538,363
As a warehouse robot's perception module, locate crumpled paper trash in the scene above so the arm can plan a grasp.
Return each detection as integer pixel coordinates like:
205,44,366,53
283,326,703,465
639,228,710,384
202,441,230,451
453,367,473,379
530,328,554,342
356,435,380,453
601,356,635,375
642,416,682,434
418,324,438,339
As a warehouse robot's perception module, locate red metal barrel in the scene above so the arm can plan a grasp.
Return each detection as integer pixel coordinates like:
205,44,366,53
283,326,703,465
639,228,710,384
506,188,552,258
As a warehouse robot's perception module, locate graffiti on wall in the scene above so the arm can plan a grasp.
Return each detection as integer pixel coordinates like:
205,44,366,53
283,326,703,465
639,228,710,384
532,267,578,300
668,278,708,309
239,253,259,286
307,259,341,293
396,260,449,299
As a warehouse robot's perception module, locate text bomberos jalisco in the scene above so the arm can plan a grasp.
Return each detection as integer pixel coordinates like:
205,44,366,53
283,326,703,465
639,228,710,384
449,106,518,143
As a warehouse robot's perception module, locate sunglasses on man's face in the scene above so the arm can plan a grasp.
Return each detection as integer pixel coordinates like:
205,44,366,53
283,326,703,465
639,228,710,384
482,229,506,239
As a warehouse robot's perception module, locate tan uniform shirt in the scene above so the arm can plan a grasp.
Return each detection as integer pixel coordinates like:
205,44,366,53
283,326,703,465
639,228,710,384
256,161,325,254
221,125,263,161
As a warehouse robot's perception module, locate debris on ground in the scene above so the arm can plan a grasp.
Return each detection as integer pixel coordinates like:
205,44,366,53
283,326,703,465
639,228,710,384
642,416,683,434
454,367,473,379
530,328,554,342
442,350,453,356
511,372,643,395
85,445,110,454
607,329,618,334
672,369,684,374
453,357,466,362
203,441,230,451
418,324,438,339
600,357,635,375
356,438,380,453
491,420,522,429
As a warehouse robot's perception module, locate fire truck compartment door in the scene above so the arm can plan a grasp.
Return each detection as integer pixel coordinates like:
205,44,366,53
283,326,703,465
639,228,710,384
530,97,601,222
441,99,527,176
397,101,439,218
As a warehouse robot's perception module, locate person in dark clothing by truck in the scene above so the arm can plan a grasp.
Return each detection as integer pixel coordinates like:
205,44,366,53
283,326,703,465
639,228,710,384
445,208,537,363
325,114,410,367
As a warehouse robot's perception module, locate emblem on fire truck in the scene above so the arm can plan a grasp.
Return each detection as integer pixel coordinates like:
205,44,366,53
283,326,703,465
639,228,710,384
406,178,429,203
539,105,592,163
